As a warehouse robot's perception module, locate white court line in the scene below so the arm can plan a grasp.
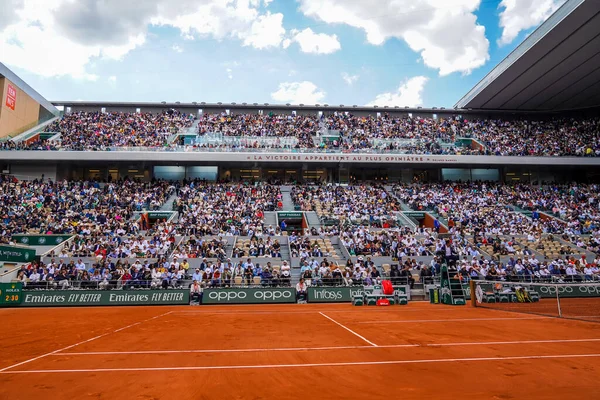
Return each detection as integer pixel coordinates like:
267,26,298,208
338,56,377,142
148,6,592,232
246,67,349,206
358,317,551,324
0,311,173,373
170,308,471,315
51,338,600,356
319,312,378,347
4,353,600,374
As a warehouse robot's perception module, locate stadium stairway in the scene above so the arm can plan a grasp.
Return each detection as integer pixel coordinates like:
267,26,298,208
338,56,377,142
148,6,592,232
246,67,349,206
384,185,412,211
263,211,278,228
279,244,291,262
160,193,179,212
305,211,321,229
279,186,296,211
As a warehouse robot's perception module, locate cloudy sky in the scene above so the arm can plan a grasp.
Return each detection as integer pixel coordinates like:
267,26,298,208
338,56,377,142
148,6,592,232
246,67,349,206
0,0,566,107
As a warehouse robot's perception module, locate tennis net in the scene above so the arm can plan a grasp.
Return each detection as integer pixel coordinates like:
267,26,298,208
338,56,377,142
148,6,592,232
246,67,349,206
469,280,600,323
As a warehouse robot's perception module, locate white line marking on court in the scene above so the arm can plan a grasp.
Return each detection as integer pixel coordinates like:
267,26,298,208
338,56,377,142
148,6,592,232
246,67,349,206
4,353,600,374
51,338,600,356
358,317,551,324
171,308,470,315
55,344,411,356
0,311,173,373
319,312,378,347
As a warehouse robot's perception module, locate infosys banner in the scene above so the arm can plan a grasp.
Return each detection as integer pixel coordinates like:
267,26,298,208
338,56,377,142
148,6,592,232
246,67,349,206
308,287,364,303
308,286,410,303
203,287,296,304
17,290,189,307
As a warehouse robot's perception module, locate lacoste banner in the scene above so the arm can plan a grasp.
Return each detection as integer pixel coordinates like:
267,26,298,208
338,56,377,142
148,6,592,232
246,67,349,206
17,289,189,307
203,287,296,304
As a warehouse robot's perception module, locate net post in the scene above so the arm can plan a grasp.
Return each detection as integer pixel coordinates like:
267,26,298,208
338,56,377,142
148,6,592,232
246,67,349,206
555,283,562,318
470,279,476,307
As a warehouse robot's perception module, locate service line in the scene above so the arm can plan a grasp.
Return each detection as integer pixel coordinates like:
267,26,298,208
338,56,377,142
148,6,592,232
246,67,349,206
4,353,600,374
51,337,600,356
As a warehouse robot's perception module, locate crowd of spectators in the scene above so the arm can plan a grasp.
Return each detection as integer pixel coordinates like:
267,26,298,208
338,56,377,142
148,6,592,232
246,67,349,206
196,113,316,148
40,110,194,150
291,184,399,226
49,233,176,259
193,114,600,156
460,117,600,157
5,176,600,292
445,255,600,283
0,176,174,241
173,181,282,236
4,112,599,156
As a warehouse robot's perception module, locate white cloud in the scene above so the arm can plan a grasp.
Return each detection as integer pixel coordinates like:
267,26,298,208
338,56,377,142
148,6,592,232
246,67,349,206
271,81,326,104
341,72,359,85
172,44,184,53
298,0,489,75
498,0,565,45
0,0,288,80
226,68,233,79
290,28,341,54
367,76,428,107
242,12,286,49
108,75,117,83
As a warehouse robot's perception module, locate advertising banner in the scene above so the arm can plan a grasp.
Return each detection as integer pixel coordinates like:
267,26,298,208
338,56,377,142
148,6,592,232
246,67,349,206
16,289,189,307
202,287,296,304
308,285,410,303
12,235,72,246
464,282,600,299
5,83,16,111
0,245,36,263
0,282,22,306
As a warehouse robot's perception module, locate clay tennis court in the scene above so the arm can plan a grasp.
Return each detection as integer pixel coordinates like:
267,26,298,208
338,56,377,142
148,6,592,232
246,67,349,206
1,303,599,400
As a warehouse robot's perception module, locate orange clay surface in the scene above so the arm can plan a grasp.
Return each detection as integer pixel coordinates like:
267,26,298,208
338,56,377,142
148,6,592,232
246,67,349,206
1,302,600,400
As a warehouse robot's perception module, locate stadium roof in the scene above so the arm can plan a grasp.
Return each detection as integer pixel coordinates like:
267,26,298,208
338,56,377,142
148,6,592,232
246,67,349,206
0,62,59,116
455,0,600,112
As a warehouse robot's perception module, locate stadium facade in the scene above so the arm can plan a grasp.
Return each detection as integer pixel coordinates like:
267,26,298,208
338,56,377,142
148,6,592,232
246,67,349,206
1,99,599,184
0,0,599,183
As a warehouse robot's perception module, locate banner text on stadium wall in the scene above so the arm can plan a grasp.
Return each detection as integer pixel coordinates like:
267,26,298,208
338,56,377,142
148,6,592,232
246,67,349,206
307,286,409,303
0,245,36,263
203,287,296,304
14,289,189,307
463,283,600,299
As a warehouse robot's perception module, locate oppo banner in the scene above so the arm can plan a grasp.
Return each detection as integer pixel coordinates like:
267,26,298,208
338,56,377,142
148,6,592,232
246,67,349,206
202,287,296,304
464,283,600,299
534,284,600,298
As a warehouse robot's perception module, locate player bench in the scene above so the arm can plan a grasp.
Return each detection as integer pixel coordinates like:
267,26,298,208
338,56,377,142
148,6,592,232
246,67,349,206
352,285,408,306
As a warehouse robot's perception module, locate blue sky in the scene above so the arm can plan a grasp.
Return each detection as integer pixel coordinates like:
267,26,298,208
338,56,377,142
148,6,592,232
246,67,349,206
0,0,566,107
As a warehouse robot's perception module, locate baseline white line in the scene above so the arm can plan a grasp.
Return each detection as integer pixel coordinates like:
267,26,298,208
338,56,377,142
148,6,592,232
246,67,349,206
358,317,550,324
4,354,600,374
170,308,471,315
0,311,173,373
51,338,600,356
319,312,378,347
